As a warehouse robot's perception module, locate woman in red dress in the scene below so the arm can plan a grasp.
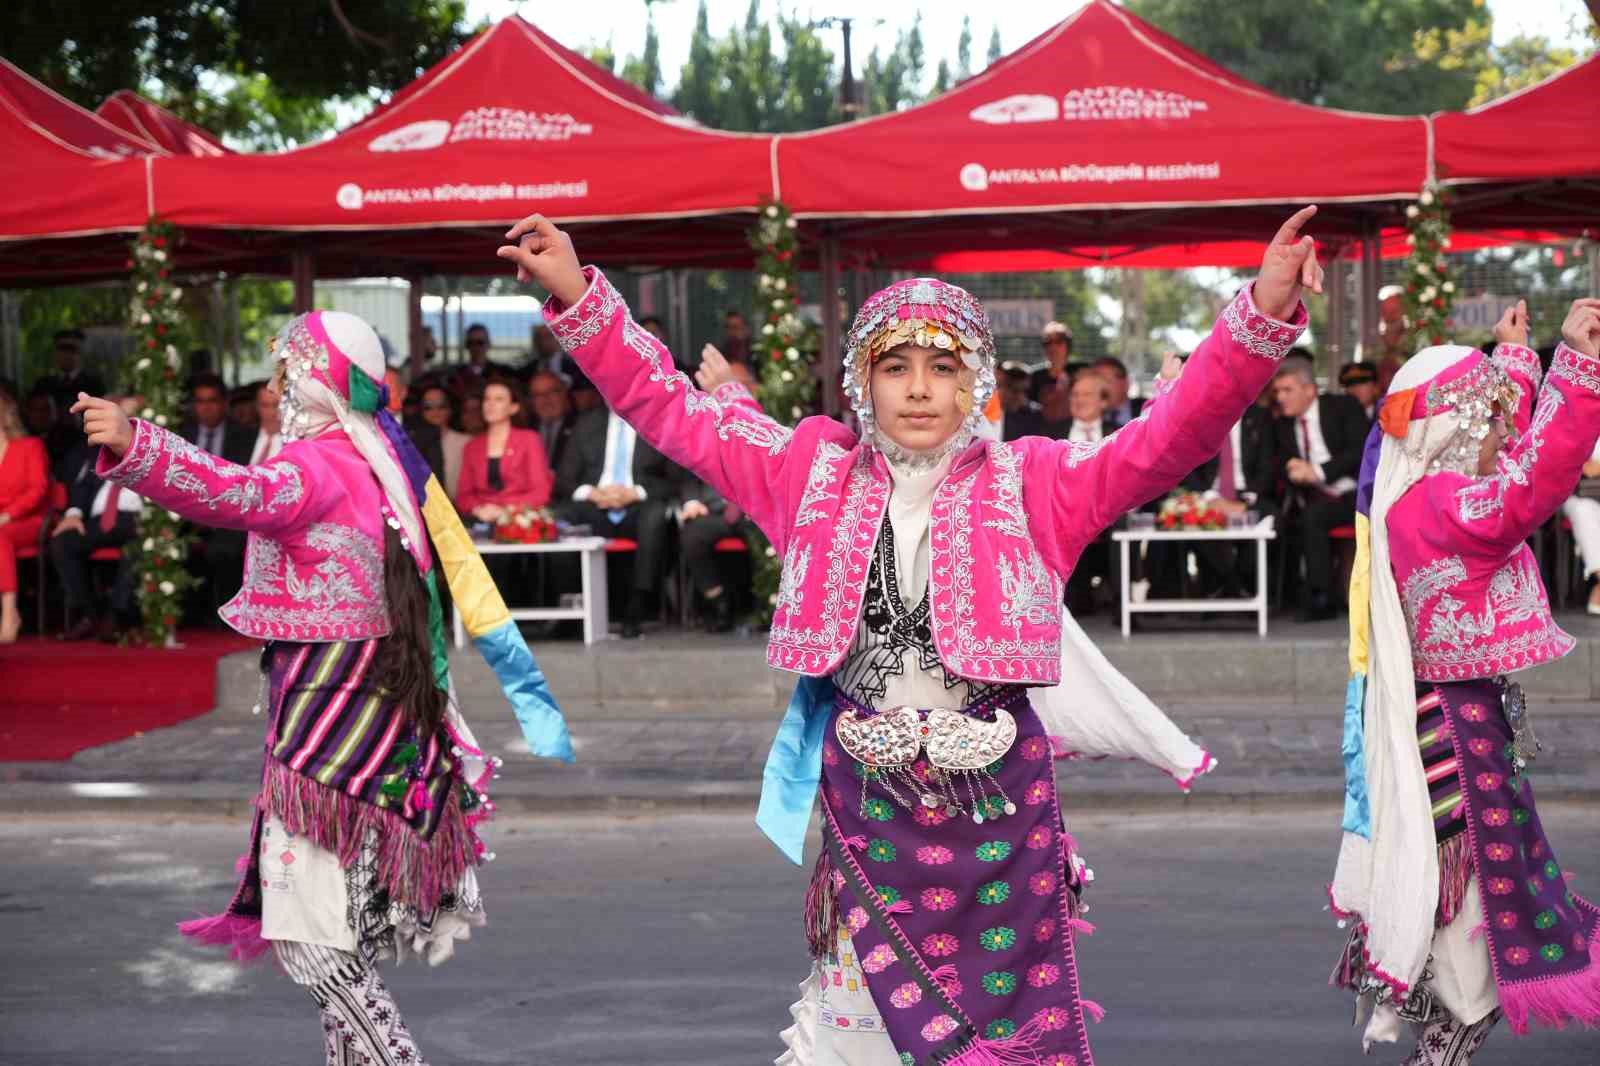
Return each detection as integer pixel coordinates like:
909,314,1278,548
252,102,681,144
455,378,552,520
0,389,49,641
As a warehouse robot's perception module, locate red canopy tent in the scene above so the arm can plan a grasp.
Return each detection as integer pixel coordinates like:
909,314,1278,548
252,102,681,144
140,15,774,279
772,0,1429,268
96,90,232,157
0,62,155,281
1432,53,1600,235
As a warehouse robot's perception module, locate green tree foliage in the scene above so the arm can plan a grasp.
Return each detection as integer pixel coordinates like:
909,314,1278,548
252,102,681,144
11,1,469,149
987,25,1003,66
1126,0,1486,113
957,16,974,79
666,0,839,131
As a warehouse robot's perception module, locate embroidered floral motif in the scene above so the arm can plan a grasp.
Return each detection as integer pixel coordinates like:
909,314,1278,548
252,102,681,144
930,470,1060,680
1064,435,1113,469
224,523,389,640
1487,556,1544,625
996,550,1057,633
796,441,848,527
1491,343,1543,389
162,435,305,516
1220,284,1303,361
1401,555,1468,632
1456,387,1564,521
769,450,889,672
774,541,811,618
1550,343,1600,395
109,418,166,486
1414,618,1575,681
981,442,1027,538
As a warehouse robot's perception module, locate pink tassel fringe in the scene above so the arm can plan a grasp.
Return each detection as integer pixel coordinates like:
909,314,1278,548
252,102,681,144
257,759,477,917
176,913,271,963
945,1012,1050,1066
804,848,838,959
1067,918,1096,937
1082,999,1105,1023
1499,928,1600,1035
1435,833,1474,928
884,898,913,915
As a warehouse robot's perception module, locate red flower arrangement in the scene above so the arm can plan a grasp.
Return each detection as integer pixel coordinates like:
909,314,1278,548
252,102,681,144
1156,492,1229,532
492,506,559,544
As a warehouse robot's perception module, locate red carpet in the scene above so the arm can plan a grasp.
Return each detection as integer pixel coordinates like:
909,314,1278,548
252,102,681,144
0,630,257,761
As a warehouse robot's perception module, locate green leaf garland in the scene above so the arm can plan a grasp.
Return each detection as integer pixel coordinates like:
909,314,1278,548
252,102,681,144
123,218,199,647
1402,184,1457,351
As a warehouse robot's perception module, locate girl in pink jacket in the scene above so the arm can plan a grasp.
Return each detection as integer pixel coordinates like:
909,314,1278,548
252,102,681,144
74,310,571,1066
500,208,1321,1066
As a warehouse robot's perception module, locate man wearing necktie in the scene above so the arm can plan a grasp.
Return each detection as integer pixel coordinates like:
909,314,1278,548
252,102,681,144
554,403,677,638
50,424,141,641
1269,355,1372,621
248,380,284,465
180,374,254,621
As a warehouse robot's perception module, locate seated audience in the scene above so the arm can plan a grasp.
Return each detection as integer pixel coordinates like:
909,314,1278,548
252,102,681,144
247,379,284,465
997,363,1055,441
0,390,48,642
1090,356,1143,429
718,309,752,365
181,373,254,617
553,386,677,639
228,383,260,429
51,400,141,642
1338,361,1380,420
1561,442,1600,615
529,370,579,476
32,328,104,422
417,383,470,499
1065,370,1117,444
1269,355,1372,620
456,378,553,520
680,346,759,631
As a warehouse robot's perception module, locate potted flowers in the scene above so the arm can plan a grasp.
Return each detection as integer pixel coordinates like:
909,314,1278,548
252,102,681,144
1156,492,1228,532
493,506,559,544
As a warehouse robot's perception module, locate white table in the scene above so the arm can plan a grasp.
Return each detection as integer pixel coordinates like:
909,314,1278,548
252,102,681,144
452,536,610,648
1112,520,1277,637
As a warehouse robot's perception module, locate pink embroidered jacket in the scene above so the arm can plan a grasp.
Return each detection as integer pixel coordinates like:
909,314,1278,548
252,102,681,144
1390,342,1600,681
546,267,1306,683
99,419,390,642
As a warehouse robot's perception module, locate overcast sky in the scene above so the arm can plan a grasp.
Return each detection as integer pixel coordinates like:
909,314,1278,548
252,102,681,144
464,0,1594,96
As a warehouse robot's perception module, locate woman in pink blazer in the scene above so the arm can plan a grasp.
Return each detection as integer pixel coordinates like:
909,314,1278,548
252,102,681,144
455,378,552,520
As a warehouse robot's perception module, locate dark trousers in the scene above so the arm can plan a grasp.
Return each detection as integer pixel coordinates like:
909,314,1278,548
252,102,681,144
1296,489,1357,601
680,514,744,596
50,514,137,617
556,499,670,606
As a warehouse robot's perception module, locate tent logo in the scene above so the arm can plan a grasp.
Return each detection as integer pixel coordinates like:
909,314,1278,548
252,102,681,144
959,163,989,192
336,183,364,210
369,120,452,152
969,87,1208,125
969,95,1060,125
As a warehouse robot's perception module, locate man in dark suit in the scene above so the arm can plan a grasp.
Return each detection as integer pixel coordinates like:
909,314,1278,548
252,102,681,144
998,363,1059,441
32,329,106,421
553,404,677,638
180,373,255,620
51,437,139,641
1269,355,1373,620
1028,321,1073,406
529,370,578,475
1089,357,1145,429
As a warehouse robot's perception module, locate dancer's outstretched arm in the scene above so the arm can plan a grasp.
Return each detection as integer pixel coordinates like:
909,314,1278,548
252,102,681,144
72,394,331,535
498,215,829,542
1019,207,1321,575
1443,298,1600,553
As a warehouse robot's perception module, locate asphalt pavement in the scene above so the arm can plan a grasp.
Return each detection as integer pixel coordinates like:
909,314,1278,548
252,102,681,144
2,805,1597,1066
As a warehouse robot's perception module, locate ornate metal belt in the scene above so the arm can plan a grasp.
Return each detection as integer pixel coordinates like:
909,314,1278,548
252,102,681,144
835,704,1019,824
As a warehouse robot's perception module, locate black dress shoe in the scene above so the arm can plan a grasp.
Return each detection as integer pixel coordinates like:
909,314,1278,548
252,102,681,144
1295,597,1339,623
59,616,97,642
707,594,734,634
620,617,642,639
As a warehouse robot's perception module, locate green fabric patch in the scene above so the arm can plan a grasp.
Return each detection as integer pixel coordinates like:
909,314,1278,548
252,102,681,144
425,569,449,692
348,364,383,414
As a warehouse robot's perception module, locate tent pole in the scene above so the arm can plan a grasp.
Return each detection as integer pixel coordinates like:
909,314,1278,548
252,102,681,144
0,291,18,387
1327,249,1348,365
1590,239,1598,300
407,273,425,376
292,251,315,314
819,235,842,419
1359,220,1381,360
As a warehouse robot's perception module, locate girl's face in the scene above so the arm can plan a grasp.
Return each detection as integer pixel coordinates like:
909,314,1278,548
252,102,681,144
481,383,519,427
1477,409,1511,476
869,345,969,453
420,388,452,430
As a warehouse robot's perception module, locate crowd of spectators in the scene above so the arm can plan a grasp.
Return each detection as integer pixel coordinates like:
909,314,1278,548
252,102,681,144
3,299,1594,643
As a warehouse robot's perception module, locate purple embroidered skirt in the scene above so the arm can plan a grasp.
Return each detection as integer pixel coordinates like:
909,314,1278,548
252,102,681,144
1434,680,1600,1033
817,687,1097,1066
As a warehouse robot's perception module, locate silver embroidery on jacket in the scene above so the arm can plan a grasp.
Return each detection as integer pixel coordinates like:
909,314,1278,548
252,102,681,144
1402,555,1468,632
1487,555,1544,625
1220,285,1303,361
1550,344,1600,395
996,550,1057,633
774,541,811,618
795,441,847,528
982,442,1027,538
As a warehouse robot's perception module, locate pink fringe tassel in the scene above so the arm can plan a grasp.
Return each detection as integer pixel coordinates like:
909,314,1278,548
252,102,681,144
177,913,271,963
884,898,913,915
1082,999,1105,1023
257,759,477,917
1435,833,1474,928
945,1012,1051,1066
1067,918,1095,937
1499,928,1600,1035
842,834,868,851
804,848,838,959
1467,921,1488,943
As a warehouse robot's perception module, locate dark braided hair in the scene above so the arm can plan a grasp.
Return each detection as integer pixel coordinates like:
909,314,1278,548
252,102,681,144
377,523,447,739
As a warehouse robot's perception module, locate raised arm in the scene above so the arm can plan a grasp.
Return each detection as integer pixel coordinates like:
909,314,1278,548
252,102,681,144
498,216,804,538
1443,302,1600,552
78,399,329,536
